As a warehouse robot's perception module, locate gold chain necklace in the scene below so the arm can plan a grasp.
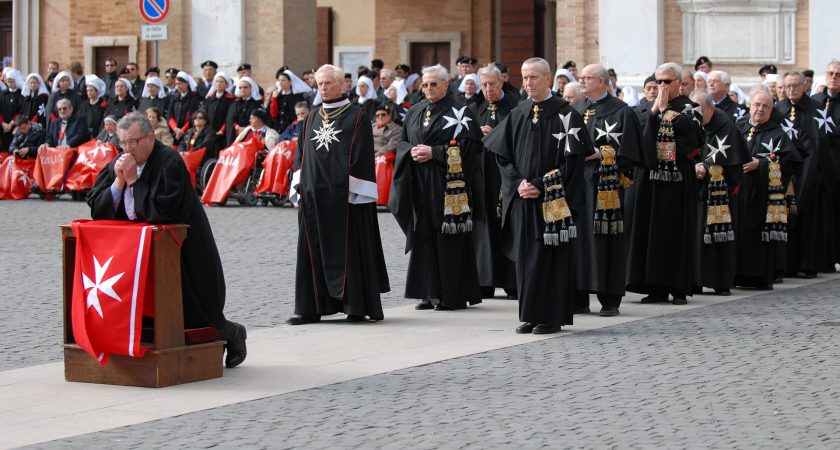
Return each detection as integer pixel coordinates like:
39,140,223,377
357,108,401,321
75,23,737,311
319,102,352,124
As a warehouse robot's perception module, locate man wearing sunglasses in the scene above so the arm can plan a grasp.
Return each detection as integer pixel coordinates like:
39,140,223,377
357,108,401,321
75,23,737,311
86,112,248,368
40,99,89,152
626,62,704,306
391,63,484,312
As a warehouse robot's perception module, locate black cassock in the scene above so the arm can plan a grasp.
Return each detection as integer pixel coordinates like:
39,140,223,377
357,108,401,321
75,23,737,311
715,95,748,124
0,89,22,150
696,109,749,291
483,95,592,326
626,95,704,298
20,93,48,127
467,91,520,294
87,141,231,332
291,101,389,318
776,95,836,274
204,91,234,152
573,95,645,307
810,90,840,265
104,95,136,121
137,95,169,117
78,99,108,137
167,90,200,142
390,93,483,308
225,98,261,145
735,120,801,287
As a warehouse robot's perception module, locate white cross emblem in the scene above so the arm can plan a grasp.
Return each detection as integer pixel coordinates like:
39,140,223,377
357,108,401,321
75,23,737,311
705,135,731,164
595,120,622,146
442,106,473,140
552,112,581,154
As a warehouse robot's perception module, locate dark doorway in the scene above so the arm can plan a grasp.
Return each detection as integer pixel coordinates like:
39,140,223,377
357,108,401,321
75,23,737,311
0,2,12,68
94,46,129,78
410,42,451,74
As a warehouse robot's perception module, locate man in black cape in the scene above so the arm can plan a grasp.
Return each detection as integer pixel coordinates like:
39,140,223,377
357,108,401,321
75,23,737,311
625,62,704,304
776,70,835,276
468,63,520,299
389,64,483,311
690,90,749,295
735,89,801,289
573,64,645,316
633,74,657,130
86,112,247,368
288,64,389,324
810,59,840,267
483,57,593,334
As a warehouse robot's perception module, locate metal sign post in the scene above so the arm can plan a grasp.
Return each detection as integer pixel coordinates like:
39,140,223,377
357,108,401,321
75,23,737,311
139,0,170,68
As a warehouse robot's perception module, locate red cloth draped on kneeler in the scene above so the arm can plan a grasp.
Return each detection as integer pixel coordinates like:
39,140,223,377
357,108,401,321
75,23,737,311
70,220,156,366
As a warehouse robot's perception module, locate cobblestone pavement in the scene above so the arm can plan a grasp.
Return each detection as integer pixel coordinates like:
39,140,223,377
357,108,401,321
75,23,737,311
32,276,840,449
0,199,410,370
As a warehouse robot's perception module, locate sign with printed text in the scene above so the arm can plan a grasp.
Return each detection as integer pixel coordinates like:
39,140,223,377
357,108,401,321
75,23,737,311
138,0,170,24
141,24,168,41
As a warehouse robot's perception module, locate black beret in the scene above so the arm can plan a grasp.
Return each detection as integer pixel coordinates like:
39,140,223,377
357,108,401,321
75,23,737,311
694,56,711,70
201,60,219,69
145,66,160,76
759,64,778,75
562,60,577,69
644,73,657,86
237,63,252,72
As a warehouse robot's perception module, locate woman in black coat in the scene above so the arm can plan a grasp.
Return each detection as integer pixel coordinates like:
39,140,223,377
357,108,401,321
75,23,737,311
105,78,136,120
77,74,108,137
20,73,50,127
225,76,262,146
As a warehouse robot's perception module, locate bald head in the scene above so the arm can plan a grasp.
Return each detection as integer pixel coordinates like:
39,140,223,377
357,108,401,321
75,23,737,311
579,64,609,100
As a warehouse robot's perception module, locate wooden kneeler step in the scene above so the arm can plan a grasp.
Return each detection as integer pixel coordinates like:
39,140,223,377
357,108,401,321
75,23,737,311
61,224,225,388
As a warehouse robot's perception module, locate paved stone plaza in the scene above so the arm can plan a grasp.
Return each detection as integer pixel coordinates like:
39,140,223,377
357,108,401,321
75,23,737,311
2,199,839,449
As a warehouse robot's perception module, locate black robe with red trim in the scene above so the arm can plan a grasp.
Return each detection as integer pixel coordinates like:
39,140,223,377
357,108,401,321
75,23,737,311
167,90,200,142
625,95,704,296
292,100,389,318
0,89,22,150
483,94,593,326
87,140,230,331
225,98,261,146
204,91,235,153
390,93,483,308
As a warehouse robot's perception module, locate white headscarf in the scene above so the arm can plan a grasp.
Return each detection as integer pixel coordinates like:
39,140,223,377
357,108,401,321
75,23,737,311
355,75,376,104
730,83,748,105
552,68,577,92
141,76,167,99
762,74,781,87
114,77,136,100
694,71,709,82
621,85,640,107
206,72,235,98
284,70,311,95
4,69,25,92
84,74,107,99
176,71,198,92
388,79,408,105
811,76,827,96
22,73,48,96
458,73,481,95
235,76,262,101
406,73,420,92
51,71,75,92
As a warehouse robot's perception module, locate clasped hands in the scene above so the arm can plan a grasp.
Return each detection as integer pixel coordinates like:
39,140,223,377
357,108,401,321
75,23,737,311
518,179,541,199
410,144,433,163
112,153,139,189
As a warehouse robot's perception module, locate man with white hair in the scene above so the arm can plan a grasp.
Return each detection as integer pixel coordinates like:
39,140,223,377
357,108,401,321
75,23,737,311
735,89,800,289
810,59,840,267
708,70,747,122
625,62,704,305
690,89,749,296
468,64,520,299
390,63,484,311
287,64,390,325
483,57,594,334
562,82,585,105
572,63,645,317
776,70,834,277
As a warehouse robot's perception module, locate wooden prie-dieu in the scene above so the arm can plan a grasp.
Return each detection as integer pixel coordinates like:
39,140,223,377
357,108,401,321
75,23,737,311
60,224,225,388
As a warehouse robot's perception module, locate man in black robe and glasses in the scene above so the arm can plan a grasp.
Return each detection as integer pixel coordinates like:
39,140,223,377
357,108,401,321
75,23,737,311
468,63,520,299
483,57,593,334
390,64,483,311
86,112,247,368
287,64,389,324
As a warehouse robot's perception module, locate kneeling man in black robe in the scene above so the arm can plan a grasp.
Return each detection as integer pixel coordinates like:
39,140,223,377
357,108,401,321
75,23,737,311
87,112,247,368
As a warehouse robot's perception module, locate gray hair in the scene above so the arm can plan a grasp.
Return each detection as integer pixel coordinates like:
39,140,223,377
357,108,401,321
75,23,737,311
316,64,344,83
56,98,73,110
827,59,840,69
422,64,448,82
588,64,610,85
477,64,502,80
656,62,682,80
749,85,772,103
690,89,714,107
783,71,805,84
117,111,155,135
522,57,551,75
709,70,731,86
380,69,395,81
563,81,582,94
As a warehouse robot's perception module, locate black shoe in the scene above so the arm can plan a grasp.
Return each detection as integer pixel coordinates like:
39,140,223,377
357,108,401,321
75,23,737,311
504,289,518,300
574,306,591,314
515,322,537,334
415,301,433,310
801,272,817,279
715,289,731,296
434,304,456,311
640,295,667,304
224,323,247,368
756,284,773,291
532,324,561,334
480,286,497,298
672,297,688,305
368,316,384,321
773,277,784,284
346,315,367,322
599,308,620,317
286,314,321,325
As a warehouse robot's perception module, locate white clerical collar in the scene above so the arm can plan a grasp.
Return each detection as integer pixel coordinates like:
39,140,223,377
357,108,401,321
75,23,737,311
323,98,350,108
530,92,552,103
